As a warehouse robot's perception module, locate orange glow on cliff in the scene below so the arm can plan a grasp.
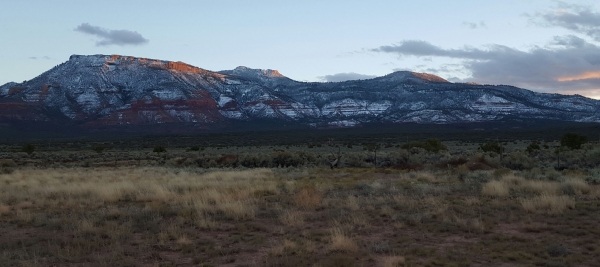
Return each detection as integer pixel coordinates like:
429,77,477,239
557,71,600,82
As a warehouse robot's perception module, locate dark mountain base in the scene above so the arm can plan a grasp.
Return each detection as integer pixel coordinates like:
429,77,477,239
1,119,599,147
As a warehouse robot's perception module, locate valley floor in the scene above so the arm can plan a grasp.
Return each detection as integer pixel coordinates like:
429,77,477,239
1,166,599,267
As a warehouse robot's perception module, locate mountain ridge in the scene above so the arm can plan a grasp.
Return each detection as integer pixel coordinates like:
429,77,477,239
1,54,599,129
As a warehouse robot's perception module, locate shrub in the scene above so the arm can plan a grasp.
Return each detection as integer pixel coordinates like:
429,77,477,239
21,143,35,155
91,145,105,154
189,146,203,151
153,146,167,153
526,141,541,153
561,178,590,195
504,152,535,170
272,151,302,167
479,142,502,154
401,138,447,153
561,133,587,150
0,159,17,174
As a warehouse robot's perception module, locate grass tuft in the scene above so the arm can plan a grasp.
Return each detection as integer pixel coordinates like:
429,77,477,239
328,228,359,253
520,194,575,214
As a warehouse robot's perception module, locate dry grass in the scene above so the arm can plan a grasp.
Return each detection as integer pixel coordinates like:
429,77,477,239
482,180,509,197
328,228,359,253
521,194,575,214
562,178,591,195
293,186,323,209
279,210,305,227
269,239,299,256
176,235,193,246
382,256,406,267
0,204,10,215
0,165,598,266
0,167,275,222
346,195,360,211
483,175,591,198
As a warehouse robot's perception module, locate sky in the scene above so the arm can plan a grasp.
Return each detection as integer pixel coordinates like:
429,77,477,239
3,0,600,98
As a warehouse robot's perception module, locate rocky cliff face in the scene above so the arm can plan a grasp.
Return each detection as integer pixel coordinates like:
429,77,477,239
1,54,599,127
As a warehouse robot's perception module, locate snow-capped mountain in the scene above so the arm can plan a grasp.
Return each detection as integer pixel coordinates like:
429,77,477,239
1,54,599,128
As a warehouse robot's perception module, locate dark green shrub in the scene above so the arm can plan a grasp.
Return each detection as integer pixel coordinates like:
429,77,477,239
21,143,35,155
91,145,105,154
526,141,540,153
363,143,381,152
153,146,167,153
0,159,17,174
561,133,587,149
272,151,303,167
479,142,502,154
189,146,203,151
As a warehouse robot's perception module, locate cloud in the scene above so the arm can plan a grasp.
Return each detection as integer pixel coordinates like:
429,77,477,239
74,23,149,46
531,3,600,42
318,72,378,82
372,35,600,94
462,21,487,29
29,56,52,60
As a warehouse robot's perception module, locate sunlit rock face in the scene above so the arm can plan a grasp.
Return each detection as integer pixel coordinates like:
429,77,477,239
1,54,599,127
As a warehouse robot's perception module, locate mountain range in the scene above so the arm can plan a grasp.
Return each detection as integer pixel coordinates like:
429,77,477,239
1,54,599,130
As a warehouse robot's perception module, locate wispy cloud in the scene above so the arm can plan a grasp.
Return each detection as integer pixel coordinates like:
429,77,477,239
462,21,487,29
28,56,51,60
372,35,600,94
529,3,600,42
74,23,149,46
318,72,377,82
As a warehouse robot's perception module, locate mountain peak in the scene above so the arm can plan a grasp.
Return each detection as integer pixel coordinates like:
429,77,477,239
382,71,449,83
223,66,286,78
66,54,213,75
410,72,449,83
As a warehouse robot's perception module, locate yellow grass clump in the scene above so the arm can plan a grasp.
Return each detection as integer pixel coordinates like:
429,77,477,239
481,180,509,197
346,195,360,211
328,228,359,253
279,210,305,227
176,235,193,246
293,186,323,209
482,175,591,198
562,178,591,195
0,204,10,215
0,167,277,222
270,239,298,256
521,194,575,215
382,256,406,267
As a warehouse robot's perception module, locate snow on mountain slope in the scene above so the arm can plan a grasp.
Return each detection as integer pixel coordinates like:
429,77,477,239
1,54,599,127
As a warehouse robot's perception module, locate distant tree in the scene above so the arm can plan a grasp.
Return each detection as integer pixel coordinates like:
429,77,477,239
561,133,587,150
21,143,35,155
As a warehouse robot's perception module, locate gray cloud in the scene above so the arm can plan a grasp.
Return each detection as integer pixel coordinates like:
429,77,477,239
373,40,512,60
372,36,600,94
74,23,149,46
531,3,600,42
318,72,378,82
